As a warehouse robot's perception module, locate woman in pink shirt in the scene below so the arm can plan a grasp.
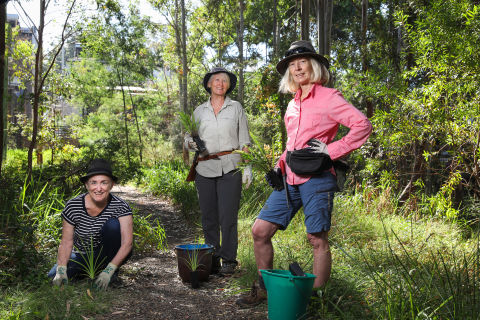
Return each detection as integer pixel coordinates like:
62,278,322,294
237,40,372,308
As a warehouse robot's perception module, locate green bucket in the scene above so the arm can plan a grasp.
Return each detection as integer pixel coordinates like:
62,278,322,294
260,269,316,320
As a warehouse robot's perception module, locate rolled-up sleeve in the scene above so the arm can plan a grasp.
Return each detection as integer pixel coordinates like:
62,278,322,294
326,92,372,160
237,105,251,149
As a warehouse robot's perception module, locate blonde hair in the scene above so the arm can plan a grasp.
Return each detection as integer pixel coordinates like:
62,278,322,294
207,72,230,92
278,57,330,94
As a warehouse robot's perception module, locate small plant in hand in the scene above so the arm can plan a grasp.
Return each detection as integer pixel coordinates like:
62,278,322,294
72,237,106,282
178,111,206,153
235,134,280,173
178,111,199,135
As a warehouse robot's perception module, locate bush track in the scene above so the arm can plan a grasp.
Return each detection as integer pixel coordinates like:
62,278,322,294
96,185,266,319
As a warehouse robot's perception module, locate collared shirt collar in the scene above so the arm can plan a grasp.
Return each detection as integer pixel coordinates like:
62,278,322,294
294,83,320,103
205,96,231,109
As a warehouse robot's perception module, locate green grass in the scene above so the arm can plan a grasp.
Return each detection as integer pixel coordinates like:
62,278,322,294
0,155,169,319
4,153,480,319
1,282,113,319
235,184,480,319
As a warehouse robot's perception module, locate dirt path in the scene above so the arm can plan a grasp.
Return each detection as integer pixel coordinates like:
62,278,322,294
97,185,267,320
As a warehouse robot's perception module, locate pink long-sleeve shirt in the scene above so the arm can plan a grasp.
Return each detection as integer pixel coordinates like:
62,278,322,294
278,83,372,185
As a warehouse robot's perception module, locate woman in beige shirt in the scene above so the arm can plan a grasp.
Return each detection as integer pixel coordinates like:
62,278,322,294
185,67,251,274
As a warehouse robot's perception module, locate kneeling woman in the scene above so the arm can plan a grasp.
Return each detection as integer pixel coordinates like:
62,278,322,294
48,159,133,289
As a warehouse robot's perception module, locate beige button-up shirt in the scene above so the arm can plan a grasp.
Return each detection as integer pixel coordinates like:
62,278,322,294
193,96,250,178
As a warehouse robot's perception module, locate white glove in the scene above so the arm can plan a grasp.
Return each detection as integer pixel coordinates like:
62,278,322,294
242,165,252,189
52,265,68,286
184,133,199,151
307,139,329,155
94,262,117,290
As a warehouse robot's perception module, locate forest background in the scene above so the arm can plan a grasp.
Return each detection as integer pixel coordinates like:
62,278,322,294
1,0,480,319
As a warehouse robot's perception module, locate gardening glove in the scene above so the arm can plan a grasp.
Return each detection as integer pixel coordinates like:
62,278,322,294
52,265,68,286
242,165,253,188
265,167,284,191
307,138,330,156
94,262,117,290
184,133,199,151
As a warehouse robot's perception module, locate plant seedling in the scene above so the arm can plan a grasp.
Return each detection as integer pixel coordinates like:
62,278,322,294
71,236,106,281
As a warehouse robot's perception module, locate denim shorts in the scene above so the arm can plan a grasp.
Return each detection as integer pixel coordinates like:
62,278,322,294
258,171,337,233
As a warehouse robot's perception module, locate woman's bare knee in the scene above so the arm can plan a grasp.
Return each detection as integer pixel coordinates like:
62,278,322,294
252,219,277,242
307,232,329,249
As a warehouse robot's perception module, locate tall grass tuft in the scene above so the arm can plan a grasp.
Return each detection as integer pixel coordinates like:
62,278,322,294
72,237,107,281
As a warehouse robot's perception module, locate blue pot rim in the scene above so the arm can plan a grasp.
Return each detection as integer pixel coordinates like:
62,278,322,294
175,244,214,251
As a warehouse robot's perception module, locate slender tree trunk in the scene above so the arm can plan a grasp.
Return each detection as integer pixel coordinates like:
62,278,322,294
325,0,333,55
128,91,143,163
317,0,333,56
301,0,310,41
236,0,245,105
179,0,189,164
27,0,45,178
162,67,171,104
361,0,368,71
117,69,131,167
361,0,374,118
180,0,187,112
317,0,325,54
25,0,75,177
295,0,299,37
272,0,279,58
0,0,7,177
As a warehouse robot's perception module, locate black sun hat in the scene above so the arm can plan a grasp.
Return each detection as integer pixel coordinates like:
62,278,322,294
203,67,237,95
276,40,329,75
80,158,118,183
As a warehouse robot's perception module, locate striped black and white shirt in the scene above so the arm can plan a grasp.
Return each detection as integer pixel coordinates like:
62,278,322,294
62,193,132,253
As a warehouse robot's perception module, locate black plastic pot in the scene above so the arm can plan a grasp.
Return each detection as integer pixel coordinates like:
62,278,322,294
190,270,200,289
192,135,207,153
174,244,214,282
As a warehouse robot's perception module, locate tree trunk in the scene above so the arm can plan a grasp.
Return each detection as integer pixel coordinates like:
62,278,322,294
26,0,75,177
128,91,143,163
27,0,45,178
301,0,310,41
0,0,7,177
361,0,373,118
236,0,245,105
117,69,131,167
173,0,188,164
325,0,333,55
317,0,333,56
317,0,325,54
180,0,187,112
272,0,279,58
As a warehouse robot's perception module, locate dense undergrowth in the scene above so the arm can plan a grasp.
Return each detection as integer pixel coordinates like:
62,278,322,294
2,152,480,319
138,157,480,319
0,150,167,319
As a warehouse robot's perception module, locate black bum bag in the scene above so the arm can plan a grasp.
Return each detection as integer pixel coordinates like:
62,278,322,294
286,148,333,175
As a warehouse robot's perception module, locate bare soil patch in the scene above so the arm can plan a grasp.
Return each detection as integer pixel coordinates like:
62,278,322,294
96,185,266,319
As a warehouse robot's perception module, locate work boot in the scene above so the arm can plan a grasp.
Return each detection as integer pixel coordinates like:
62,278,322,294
235,281,267,308
220,261,237,274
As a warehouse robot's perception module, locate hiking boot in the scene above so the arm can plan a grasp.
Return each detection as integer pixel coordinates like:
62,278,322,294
220,261,237,274
236,282,267,308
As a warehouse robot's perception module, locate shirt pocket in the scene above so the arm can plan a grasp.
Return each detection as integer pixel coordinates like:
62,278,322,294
217,113,237,136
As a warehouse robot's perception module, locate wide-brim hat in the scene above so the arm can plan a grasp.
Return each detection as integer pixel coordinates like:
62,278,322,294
276,40,329,75
203,67,237,95
80,158,118,183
